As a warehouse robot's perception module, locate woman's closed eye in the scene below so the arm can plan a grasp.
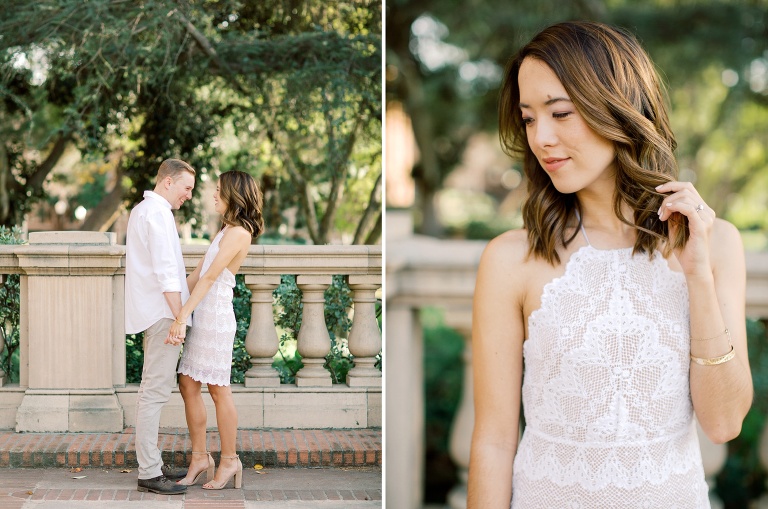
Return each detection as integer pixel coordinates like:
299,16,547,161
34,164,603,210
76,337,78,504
553,111,572,119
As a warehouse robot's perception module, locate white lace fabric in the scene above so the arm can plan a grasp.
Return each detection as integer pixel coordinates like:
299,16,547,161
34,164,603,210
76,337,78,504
512,243,710,508
177,228,237,386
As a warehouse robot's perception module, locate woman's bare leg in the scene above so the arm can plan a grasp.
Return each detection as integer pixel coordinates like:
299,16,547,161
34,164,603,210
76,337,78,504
205,384,239,487
177,374,209,483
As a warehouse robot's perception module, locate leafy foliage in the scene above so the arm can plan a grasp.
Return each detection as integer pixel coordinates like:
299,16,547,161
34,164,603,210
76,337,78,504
421,308,465,503
715,319,768,507
387,0,768,235
0,0,382,244
0,226,24,382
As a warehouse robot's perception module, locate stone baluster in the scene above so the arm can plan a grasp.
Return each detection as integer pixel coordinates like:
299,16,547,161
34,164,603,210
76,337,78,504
346,275,382,387
243,275,282,387
697,420,727,509
294,275,333,387
0,274,6,387
445,309,474,509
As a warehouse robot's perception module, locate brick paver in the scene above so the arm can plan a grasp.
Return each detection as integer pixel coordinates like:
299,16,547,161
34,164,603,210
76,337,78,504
0,428,381,469
0,465,381,507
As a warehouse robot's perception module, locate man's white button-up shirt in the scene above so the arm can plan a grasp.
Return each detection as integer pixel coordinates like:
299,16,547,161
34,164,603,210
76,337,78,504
125,191,191,334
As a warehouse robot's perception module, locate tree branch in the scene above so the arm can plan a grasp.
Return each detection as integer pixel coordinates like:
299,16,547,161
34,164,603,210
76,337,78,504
318,110,363,242
0,142,9,223
352,171,382,245
265,127,320,243
25,132,72,191
80,152,126,232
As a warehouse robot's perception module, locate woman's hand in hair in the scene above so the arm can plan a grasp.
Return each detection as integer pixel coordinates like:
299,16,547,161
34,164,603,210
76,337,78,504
655,181,715,281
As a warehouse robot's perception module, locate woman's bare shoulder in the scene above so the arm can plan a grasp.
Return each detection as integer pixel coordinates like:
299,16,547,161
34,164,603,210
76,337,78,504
480,229,531,269
221,225,253,247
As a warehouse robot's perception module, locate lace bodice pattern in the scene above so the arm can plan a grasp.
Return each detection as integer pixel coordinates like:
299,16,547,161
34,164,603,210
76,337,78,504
177,228,237,386
511,237,710,508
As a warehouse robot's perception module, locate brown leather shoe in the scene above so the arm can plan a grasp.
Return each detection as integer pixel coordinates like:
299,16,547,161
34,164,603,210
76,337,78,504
137,475,187,494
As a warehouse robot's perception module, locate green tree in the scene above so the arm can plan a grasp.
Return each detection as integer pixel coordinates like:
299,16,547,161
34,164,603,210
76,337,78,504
0,0,382,244
386,0,768,235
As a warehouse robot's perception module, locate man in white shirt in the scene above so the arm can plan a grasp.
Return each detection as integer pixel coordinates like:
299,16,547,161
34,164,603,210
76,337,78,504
125,158,195,495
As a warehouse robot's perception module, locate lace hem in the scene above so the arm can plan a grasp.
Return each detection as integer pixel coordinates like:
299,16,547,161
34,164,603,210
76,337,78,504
178,361,231,386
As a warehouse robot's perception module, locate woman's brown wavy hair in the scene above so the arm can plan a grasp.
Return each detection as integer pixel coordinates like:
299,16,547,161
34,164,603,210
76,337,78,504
499,21,687,264
218,170,265,239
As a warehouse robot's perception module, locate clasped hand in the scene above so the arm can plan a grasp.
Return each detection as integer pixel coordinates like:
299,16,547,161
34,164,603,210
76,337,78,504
165,320,186,346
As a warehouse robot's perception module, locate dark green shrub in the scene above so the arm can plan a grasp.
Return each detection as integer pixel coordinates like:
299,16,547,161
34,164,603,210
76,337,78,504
0,226,24,383
716,318,768,506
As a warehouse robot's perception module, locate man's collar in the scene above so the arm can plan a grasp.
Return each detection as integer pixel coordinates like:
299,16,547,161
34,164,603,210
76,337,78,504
144,190,172,209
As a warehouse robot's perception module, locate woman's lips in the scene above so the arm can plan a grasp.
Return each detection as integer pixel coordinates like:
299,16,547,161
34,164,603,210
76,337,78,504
542,157,569,172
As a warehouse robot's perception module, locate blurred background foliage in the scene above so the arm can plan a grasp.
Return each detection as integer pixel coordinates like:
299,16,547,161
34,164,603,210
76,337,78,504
0,0,382,245
386,0,768,506
386,0,767,249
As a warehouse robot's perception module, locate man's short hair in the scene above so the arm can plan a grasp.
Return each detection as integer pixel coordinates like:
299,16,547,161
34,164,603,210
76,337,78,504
157,158,196,182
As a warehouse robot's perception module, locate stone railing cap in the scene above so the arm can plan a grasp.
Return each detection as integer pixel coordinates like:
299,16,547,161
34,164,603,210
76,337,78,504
29,232,116,245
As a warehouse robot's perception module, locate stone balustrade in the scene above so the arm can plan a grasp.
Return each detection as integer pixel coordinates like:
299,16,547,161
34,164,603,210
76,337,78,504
386,212,768,509
0,232,381,433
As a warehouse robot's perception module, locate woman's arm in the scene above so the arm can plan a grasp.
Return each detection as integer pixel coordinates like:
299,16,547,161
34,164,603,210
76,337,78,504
687,219,752,443
658,182,753,443
167,228,251,340
187,257,205,293
467,232,527,509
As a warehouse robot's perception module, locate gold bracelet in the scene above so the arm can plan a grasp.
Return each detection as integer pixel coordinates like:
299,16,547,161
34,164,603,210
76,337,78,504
690,345,736,366
174,318,186,325
691,328,729,342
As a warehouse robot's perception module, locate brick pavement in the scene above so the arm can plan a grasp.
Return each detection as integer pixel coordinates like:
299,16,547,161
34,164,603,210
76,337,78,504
0,465,381,508
0,428,382,469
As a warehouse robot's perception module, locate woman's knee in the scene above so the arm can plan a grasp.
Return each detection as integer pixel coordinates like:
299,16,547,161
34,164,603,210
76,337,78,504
207,384,232,403
178,375,201,398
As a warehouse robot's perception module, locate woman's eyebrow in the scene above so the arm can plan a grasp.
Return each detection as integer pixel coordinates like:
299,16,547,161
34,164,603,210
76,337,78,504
519,97,572,108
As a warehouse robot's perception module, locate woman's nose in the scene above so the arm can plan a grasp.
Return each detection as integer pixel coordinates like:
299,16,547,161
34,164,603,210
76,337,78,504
531,119,558,149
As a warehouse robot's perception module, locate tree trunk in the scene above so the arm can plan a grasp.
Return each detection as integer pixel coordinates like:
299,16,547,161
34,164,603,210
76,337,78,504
80,155,126,232
363,212,381,245
353,172,382,244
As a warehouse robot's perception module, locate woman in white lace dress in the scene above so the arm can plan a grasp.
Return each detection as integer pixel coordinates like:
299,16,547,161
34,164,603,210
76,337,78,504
166,170,264,490
468,22,753,508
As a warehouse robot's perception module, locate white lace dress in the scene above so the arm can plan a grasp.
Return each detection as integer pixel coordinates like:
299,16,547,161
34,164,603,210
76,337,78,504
512,232,710,508
177,228,237,386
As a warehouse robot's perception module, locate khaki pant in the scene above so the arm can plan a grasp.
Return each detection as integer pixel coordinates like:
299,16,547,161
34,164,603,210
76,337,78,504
135,318,180,479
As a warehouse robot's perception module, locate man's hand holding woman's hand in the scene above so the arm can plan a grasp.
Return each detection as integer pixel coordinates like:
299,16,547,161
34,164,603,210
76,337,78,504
165,318,187,346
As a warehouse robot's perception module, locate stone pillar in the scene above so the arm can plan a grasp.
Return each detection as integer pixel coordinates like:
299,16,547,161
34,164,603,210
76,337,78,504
243,275,282,387
386,303,423,509
346,275,382,387
294,275,333,387
14,232,124,432
445,310,474,509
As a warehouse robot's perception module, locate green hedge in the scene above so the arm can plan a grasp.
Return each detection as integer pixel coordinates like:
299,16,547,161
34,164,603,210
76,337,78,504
0,226,24,383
